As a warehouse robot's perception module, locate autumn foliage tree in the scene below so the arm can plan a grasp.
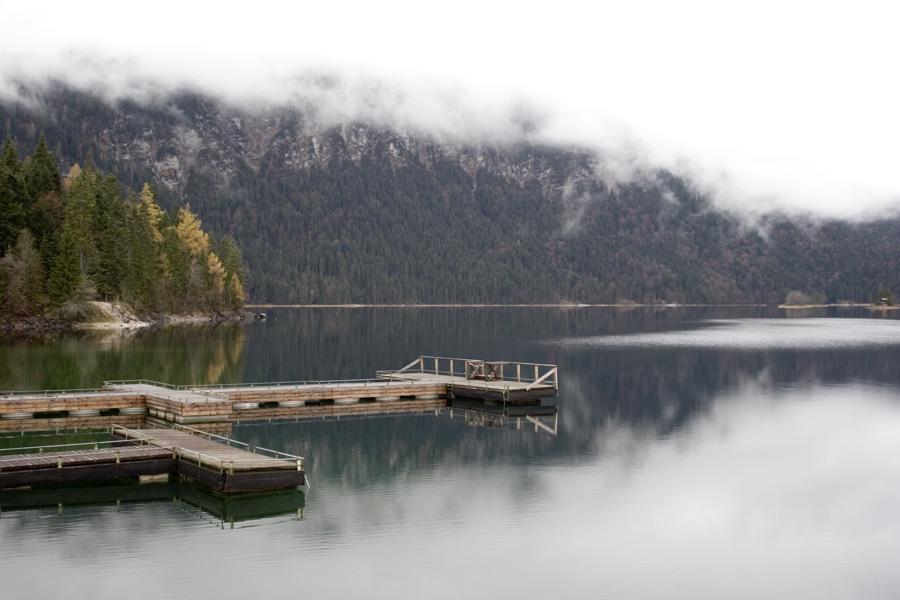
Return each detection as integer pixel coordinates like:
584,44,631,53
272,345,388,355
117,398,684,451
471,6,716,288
0,137,247,318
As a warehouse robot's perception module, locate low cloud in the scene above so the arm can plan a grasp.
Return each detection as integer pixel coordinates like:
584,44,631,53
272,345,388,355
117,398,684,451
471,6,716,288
2,0,899,222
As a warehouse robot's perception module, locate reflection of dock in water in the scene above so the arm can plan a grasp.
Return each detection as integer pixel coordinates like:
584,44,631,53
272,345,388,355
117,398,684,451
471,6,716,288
0,479,305,528
446,398,559,436
0,356,558,425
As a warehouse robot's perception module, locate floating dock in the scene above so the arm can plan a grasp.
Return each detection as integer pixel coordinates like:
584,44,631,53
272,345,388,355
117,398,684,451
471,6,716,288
0,357,558,425
0,425,305,494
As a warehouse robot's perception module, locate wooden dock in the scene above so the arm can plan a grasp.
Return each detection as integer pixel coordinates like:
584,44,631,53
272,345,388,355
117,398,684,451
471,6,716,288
0,425,305,494
0,357,558,424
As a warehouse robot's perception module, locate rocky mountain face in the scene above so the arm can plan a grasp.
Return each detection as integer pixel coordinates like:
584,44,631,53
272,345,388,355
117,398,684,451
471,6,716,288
48,88,592,203
2,84,898,305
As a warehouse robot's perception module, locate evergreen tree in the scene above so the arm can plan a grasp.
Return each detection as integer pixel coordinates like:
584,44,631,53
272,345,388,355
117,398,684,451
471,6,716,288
48,230,81,305
0,137,28,251
0,229,49,316
0,140,247,318
23,134,62,200
93,174,129,300
61,165,98,278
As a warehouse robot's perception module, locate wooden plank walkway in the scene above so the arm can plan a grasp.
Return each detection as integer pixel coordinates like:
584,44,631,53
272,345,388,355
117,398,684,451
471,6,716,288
0,356,558,424
119,428,302,473
0,425,305,494
0,446,171,472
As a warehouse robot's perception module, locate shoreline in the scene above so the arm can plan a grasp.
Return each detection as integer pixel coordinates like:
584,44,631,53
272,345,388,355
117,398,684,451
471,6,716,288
244,302,771,308
245,302,878,309
1,302,886,333
0,302,254,334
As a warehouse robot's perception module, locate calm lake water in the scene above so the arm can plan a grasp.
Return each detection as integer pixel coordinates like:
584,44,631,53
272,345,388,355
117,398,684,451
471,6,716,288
1,307,899,599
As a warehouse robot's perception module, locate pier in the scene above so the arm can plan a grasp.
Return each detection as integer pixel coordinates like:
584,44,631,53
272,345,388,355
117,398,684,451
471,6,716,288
0,357,558,425
0,425,305,494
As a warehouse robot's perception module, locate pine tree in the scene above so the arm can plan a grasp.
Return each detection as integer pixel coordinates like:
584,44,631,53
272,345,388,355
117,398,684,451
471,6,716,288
0,137,28,251
24,134,62,200
23,134,63,275
61,165,98,278
48,230,81,305
93,174,128,300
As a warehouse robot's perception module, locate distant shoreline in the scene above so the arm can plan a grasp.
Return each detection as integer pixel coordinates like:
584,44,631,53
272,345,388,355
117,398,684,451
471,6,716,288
245,302,877,309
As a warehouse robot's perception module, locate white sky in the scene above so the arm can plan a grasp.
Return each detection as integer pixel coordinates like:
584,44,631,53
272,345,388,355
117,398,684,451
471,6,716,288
2,0,899,220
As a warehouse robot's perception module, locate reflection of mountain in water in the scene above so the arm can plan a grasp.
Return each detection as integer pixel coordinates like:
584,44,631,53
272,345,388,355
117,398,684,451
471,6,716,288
5,308,900,495
236,317,900,489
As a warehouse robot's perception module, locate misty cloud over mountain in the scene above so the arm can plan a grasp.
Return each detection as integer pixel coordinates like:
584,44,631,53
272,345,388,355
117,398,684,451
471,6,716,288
2,81,898,305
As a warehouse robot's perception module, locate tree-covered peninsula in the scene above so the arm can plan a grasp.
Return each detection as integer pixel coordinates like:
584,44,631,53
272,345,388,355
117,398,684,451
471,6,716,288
0,135,246,324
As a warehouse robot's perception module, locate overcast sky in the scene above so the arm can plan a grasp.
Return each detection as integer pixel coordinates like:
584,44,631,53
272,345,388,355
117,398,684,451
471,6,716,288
2,0,899,220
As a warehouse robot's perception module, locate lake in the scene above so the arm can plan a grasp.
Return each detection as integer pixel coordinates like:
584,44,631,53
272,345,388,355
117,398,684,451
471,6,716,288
1,307,899,599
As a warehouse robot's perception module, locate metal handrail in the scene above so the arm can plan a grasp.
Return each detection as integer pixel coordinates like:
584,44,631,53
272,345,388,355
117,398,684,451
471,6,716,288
418,355,558,369
0,436,148,456
104,380,181,390
0,387,109,397
390,356,558,388
173,448,303,473
188,378,393,390
112,424,155,441
172,424,303,461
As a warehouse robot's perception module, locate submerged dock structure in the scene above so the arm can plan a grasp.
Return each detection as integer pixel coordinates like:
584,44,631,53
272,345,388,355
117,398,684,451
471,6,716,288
0,357,558,425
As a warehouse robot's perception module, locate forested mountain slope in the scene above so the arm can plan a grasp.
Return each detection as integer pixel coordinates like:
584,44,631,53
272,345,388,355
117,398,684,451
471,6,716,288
2,84,897,304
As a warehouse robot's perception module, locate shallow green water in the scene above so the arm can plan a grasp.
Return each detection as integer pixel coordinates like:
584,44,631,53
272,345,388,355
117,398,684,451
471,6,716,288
1,307,899,599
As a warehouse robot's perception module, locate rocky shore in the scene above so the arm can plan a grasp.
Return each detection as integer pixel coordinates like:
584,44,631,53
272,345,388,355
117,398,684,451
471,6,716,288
0,302,254,334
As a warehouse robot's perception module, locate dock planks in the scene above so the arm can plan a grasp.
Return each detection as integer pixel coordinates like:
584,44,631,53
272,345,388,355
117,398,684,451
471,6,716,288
1,425,305,494
0,356,558,424
123,428,301,473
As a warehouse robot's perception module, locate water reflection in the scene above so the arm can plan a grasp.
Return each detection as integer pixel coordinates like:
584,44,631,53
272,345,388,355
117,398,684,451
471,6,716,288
1,309,899,599
0,478,305,529
0,325,248,390
206,383,900,600
558,318,900,351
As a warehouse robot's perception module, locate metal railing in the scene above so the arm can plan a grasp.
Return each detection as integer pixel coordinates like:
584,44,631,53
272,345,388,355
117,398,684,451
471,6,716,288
104,380,181,390
114,424,304,473
0,435,151,456
0,387,110,397
187,378,400,391
378,356,558,391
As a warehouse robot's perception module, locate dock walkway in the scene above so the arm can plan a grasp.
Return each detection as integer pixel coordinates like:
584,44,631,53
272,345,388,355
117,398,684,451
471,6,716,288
0,425,305,494
0,356,558,424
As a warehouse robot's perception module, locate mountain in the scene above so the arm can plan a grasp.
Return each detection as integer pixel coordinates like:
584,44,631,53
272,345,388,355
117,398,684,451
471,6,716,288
2,83,897,305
